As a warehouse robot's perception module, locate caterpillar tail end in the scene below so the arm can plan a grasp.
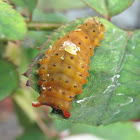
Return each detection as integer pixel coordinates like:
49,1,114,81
63,110,71,118
32,101,41,107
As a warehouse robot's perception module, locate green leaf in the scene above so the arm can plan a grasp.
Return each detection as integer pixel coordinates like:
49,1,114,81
0,59,19,101
82,0,134,18
16,129,58,140
9,0,38,13
37,0,85,11
53,119,72,132
32,8,69,23
71,122,140,140
19,30,52,75
23,30,52,49
15,124,59,140
54,120,140,140
16,128,46,140
0,1,26,40
13,88,39,128
24,17,140,125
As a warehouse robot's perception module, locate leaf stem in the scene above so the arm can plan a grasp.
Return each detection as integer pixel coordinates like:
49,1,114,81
36,114,59,138
106,16,111,21
104,0,111,21
27,22,61,30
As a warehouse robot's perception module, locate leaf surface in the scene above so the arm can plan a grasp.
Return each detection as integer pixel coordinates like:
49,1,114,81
32,9,69,23
0,59,19,101
0,1,26,40
10,0,38,13
54,120,140,140
37,0,85,11
24,17,140,125
82,0,134,18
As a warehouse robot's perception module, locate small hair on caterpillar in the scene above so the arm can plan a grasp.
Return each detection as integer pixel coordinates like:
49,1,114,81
32,17,106,118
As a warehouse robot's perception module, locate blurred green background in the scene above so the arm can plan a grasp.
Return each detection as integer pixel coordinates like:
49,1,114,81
0,0,140,140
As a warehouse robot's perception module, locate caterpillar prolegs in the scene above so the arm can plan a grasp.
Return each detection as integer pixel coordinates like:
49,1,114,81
32,17,106,118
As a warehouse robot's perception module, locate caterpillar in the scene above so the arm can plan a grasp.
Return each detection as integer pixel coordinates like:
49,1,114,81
32,17,105,118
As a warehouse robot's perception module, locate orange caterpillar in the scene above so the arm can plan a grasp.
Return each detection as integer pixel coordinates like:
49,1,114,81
32,17,105,118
